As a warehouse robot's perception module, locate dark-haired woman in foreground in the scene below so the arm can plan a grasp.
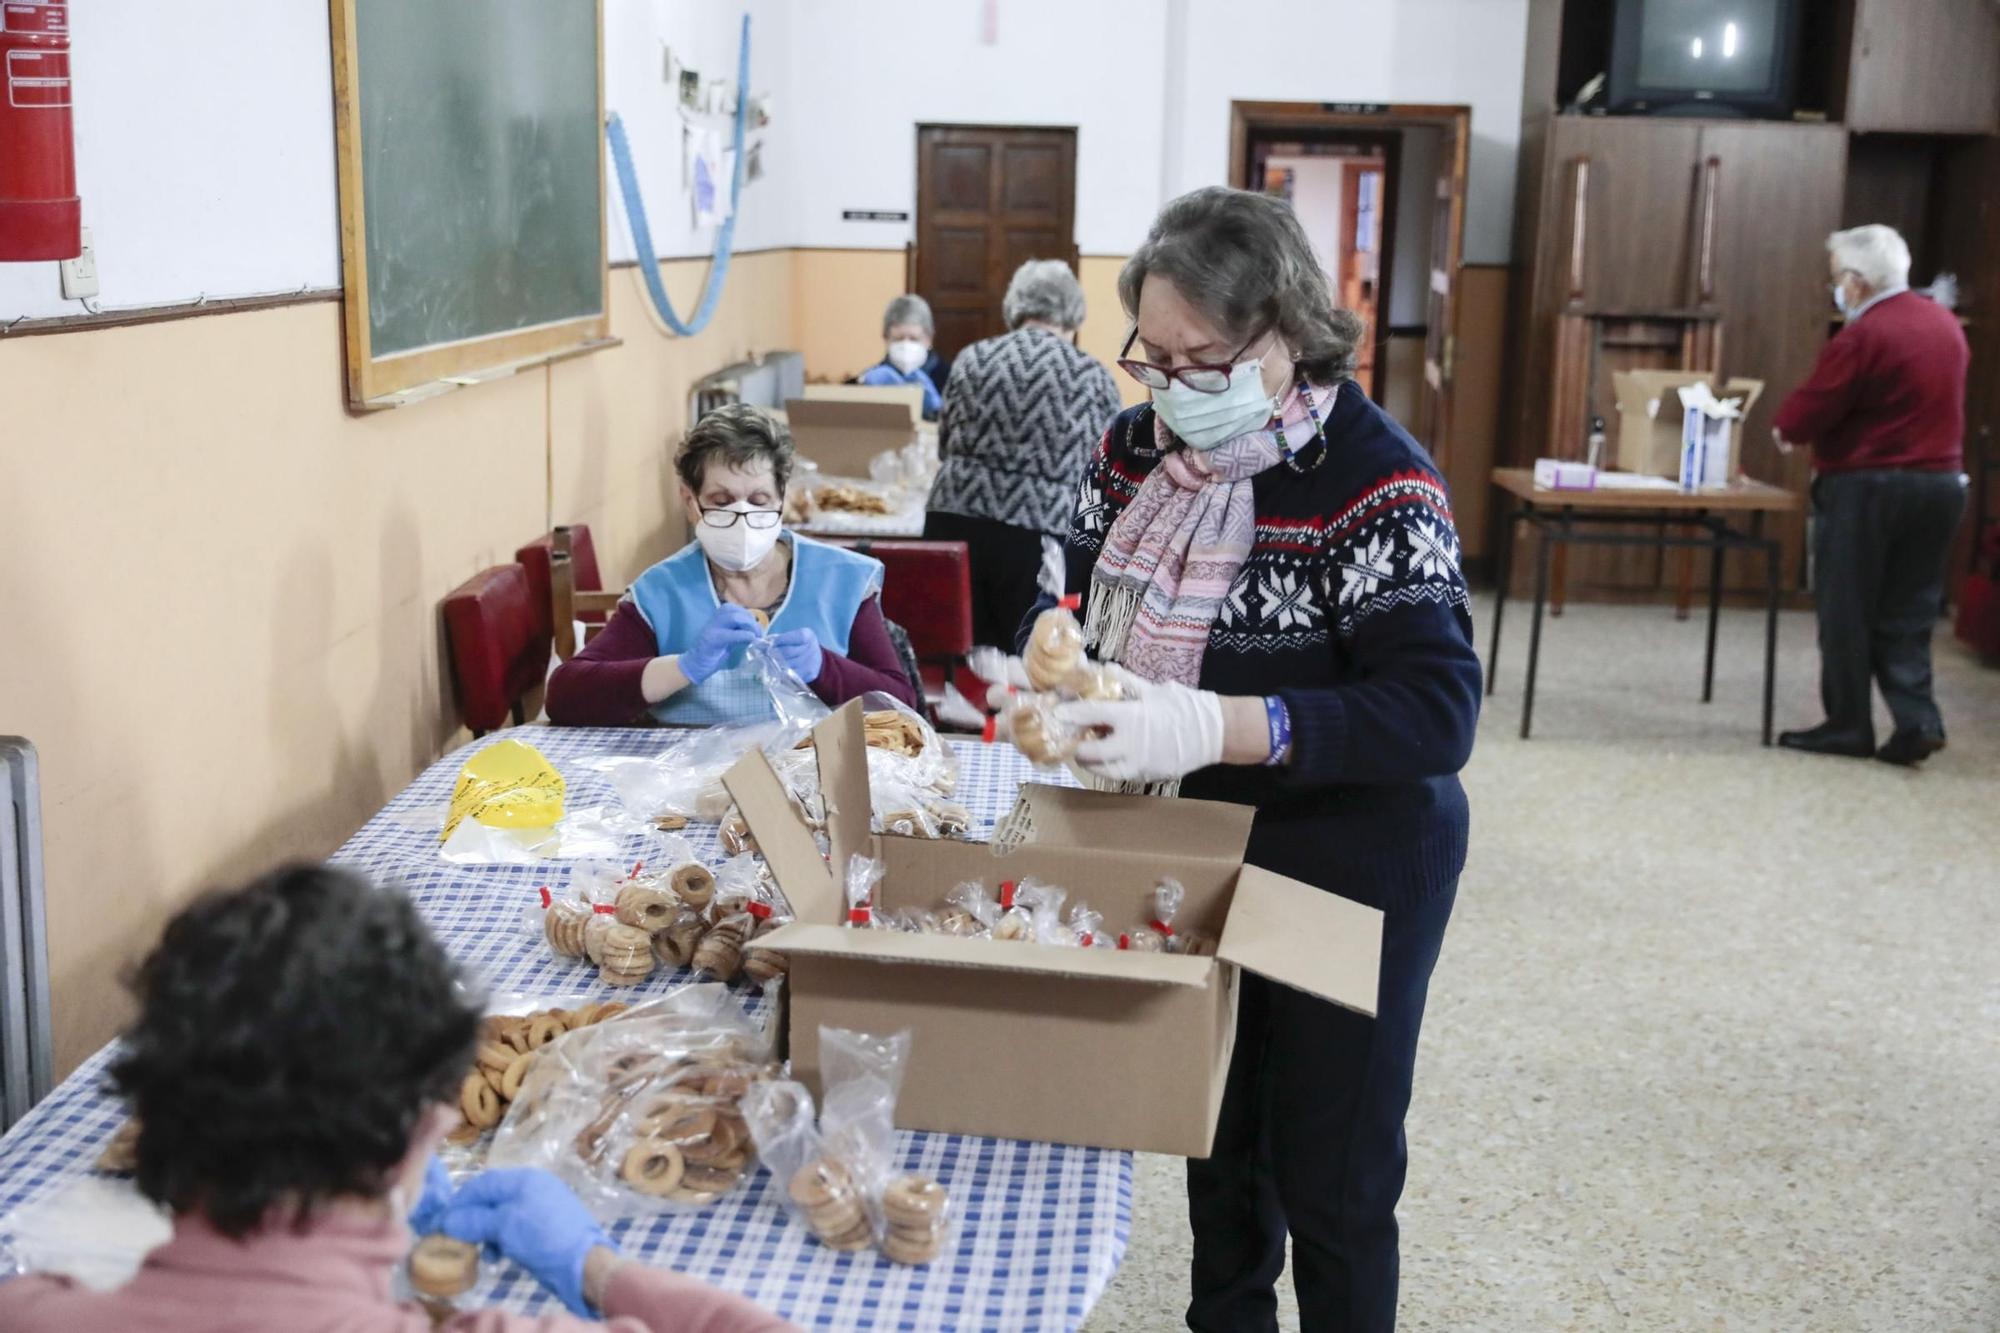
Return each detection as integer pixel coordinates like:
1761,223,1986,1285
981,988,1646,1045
1044,188,1479,1331
0,863,794,1333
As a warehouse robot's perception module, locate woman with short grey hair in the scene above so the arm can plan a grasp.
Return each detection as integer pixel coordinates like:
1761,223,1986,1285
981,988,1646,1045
924,259,1122,650
857,292,949,420
1025,186,1478,1330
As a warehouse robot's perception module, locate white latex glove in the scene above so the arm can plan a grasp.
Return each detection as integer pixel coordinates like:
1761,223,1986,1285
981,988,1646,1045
1055,678,1225,783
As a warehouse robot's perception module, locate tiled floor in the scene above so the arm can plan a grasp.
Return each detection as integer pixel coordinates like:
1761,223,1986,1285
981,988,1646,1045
1081,598,2000,1332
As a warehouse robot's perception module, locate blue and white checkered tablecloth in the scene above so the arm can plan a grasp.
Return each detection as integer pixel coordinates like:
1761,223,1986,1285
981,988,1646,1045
0,728,1131,1331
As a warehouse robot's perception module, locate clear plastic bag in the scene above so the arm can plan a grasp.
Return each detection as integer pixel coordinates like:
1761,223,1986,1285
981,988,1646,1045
844,855,886,928
1007,693,1084,768
1016,880,1070,946
739,1079,854,1245
584,723,801,827
1024,605,1087,692
1067,899,1107,950
528,886,594,961
1119,877,1184,953
990,879,1036,942
748,635,833,735
939,880,996,938
485,986,776,1221
740,872,795,989
819,1027,911,1244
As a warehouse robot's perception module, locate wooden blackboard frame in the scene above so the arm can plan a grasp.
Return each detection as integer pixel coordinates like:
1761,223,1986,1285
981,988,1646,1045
329,0,612,410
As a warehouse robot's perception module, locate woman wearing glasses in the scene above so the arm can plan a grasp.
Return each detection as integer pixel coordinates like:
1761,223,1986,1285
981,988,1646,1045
547,404,917,726
1035,188,1479,1332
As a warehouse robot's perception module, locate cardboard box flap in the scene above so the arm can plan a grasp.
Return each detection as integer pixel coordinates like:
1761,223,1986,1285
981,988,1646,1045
1612,369,1710,420
721,748,841,926
995,783,1256,862
784,398,917,478
760,921,1215,987
1216,867,1383,1017
809,701,873,885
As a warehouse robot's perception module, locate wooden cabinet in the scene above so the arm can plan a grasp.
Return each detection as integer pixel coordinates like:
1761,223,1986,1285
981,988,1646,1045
1505,116,1846,594
1843,0,2000,135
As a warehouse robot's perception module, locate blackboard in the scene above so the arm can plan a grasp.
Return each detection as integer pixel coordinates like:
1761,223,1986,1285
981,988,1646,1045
331,0,610,406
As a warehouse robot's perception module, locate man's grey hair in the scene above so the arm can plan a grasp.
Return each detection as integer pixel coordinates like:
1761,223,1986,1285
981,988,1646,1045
1002,259,1087,331
1828,224,1911,293
882,293,935,338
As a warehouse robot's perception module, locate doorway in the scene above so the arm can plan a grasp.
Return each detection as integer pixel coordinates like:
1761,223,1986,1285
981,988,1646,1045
1231,103,1469,467
1253,136,1399,396
913,124,1078,363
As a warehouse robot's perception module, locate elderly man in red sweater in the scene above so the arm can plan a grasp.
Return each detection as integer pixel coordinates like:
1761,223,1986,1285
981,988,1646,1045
1773,224,1969,767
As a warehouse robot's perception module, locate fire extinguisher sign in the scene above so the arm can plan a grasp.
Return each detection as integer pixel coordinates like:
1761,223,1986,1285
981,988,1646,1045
1,2,65,36
3,2,66,111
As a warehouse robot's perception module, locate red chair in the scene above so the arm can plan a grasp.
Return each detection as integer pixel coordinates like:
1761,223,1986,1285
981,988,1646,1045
442,564,551,736
517,524,608,644
828,539,973,709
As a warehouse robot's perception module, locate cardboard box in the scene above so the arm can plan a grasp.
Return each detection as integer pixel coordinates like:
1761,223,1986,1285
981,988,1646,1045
1611,371,1764,485
784,397,918,479
1533,458,1597,490
722,703,1384,1156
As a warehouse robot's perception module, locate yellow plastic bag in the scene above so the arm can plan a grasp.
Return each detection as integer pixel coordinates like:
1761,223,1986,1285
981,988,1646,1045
441,740,566,841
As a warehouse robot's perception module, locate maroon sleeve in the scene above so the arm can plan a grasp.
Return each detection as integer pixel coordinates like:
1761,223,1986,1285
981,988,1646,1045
811,596,921,710
1772,330,1865,451
544,600,659,727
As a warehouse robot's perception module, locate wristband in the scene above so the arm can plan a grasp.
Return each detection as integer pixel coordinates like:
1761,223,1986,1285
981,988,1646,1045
1261,696,1293,768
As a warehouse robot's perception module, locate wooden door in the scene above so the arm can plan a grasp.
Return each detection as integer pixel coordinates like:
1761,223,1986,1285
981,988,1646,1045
1555,117,1704,312
914,125,1077,362
1423,137,1463,467
1845,0,2000,134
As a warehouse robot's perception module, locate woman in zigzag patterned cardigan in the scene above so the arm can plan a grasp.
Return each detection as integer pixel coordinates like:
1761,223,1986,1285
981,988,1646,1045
1026,188,1481,1333
925,259,1124,652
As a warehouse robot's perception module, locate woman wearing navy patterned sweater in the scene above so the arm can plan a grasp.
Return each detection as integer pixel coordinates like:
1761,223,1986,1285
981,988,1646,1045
1044,189,1479,1332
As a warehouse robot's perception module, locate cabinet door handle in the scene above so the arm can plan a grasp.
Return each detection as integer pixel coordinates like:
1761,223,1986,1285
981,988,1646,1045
1696,155,1720,305
1566,155,1590,304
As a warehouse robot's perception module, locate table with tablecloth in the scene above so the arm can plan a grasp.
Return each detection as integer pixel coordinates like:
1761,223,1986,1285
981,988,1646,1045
0,727,1131,1332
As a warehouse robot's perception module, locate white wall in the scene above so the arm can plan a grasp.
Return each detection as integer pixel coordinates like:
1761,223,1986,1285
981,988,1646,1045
1172,0,1530,264
780,0,1167,255
1262,156,1351,280
0,0,791,323
0,0,1531,323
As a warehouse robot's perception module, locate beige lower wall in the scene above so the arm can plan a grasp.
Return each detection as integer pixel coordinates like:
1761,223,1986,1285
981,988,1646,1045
0,251,793,1075
789,249,1147,407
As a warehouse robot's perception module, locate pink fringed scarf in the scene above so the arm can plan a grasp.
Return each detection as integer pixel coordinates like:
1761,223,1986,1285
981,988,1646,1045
1085,385,1330,685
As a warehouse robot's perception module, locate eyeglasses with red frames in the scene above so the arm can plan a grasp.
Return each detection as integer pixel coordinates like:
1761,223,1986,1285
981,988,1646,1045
1117,327,1265,394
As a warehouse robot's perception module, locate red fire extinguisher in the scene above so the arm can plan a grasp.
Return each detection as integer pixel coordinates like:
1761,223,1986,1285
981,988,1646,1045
0,0,79,260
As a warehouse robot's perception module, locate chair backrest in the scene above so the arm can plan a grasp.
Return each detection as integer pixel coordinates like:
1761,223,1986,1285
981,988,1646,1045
551,525,625,661
517,524,605,639
442,563,550,734
828,539,973,665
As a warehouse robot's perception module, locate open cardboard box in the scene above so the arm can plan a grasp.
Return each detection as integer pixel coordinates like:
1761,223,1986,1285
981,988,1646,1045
1612,370,1765,485
784,397,918,479
721,701,1383,1156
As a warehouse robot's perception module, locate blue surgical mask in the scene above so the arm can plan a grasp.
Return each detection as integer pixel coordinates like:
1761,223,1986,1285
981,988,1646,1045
1151,359,1280,451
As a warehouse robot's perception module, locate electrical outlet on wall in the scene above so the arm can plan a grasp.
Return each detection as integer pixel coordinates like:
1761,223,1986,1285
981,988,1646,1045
60,227,98,301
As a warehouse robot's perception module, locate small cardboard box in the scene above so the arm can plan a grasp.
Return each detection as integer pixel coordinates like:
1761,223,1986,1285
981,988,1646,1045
1611,371,1765,485
722,703,1384,1157
784,397,918,479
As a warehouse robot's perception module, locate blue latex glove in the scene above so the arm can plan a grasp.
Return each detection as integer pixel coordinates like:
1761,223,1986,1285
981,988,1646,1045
769,627,824,683
406,1155,454,1235
437,1168,611,1317
679,603,765,684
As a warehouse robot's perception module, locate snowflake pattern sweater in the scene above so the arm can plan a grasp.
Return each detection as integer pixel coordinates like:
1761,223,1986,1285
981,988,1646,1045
1059,386,1480,912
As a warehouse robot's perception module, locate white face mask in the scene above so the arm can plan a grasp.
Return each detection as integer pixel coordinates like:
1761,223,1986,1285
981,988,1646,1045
1151,358,1281,451
1830,281,1851,316
886,339,928,374
695,504,783,572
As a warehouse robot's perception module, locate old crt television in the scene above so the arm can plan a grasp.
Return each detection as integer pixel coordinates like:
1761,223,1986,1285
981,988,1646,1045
1607,0,1802,117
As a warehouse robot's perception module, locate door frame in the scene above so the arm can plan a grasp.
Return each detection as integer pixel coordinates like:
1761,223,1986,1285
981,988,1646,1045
911,122,1080,360
1229,101,1471,463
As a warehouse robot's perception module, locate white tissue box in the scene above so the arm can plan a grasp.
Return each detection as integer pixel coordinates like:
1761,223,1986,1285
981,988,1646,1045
1533,458,1597,490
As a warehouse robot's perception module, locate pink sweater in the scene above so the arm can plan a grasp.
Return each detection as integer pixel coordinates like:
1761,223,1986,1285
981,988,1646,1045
0,1209,797,1333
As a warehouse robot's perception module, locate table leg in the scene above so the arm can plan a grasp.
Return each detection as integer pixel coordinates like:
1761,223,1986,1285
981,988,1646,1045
1761,522,1779,746
1702,519,1724,703
1550,544,1569,618
1523,522,1554,740
1486,496,1514,697
1674,540,1695,621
